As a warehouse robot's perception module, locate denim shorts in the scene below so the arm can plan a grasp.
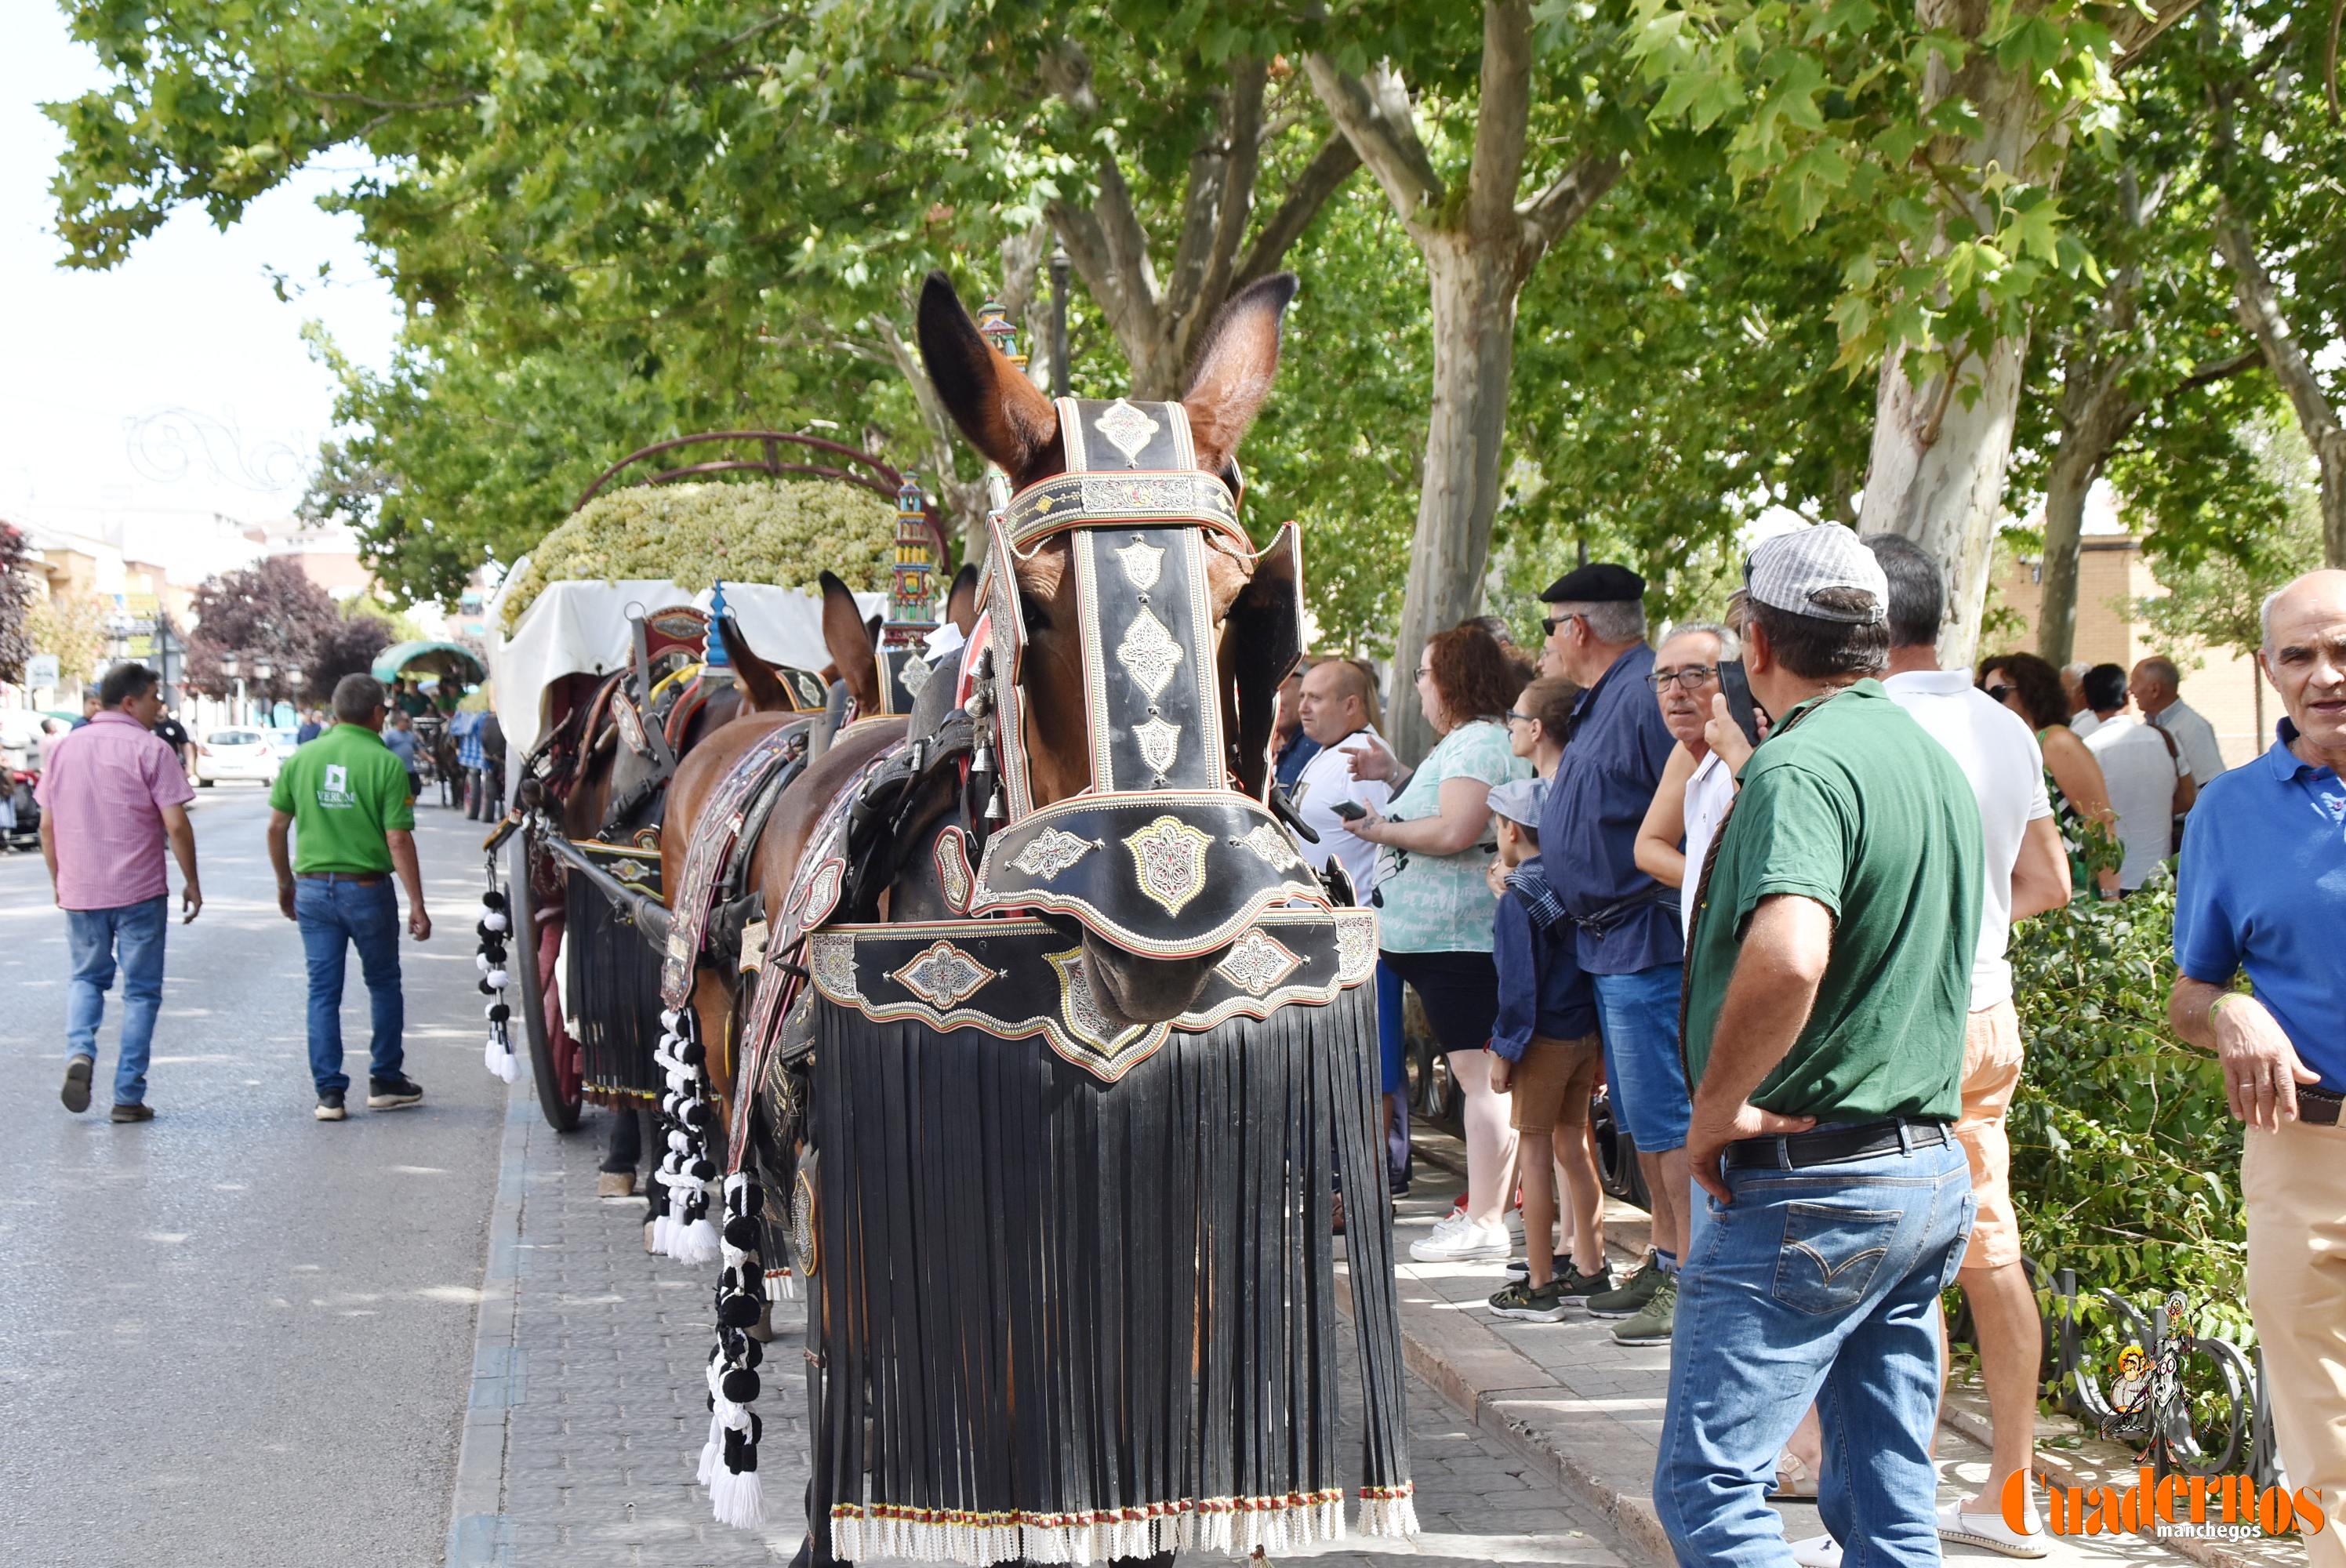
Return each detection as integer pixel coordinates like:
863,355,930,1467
1592,964,1690,1154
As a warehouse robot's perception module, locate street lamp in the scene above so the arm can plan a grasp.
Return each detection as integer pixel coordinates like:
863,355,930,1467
219,653,245,724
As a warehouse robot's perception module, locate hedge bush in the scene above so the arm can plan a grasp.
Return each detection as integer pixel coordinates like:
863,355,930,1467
500,478,897,631
2006,871,2252,1343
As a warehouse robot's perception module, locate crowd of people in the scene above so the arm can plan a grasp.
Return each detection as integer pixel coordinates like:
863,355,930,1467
29,542,2345,1566
1270,539,2344,1566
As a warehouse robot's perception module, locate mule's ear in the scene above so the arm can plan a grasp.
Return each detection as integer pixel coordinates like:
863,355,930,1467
945,563,980,638
1182,272,1298,477
820,572,882,717
916,270,1062,488
718,616,793,715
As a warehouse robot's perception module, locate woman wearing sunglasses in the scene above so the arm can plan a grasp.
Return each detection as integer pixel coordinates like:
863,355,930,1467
1977,652,2119,897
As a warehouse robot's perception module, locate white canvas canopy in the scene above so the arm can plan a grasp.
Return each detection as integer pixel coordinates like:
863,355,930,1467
490,576,887,760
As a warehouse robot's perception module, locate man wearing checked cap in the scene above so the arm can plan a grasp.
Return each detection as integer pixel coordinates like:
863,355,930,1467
1651,524,1986,1566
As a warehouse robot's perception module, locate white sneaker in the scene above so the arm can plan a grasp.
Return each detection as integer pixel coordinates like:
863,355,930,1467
1410,1217,1511,1262
1788,1534,1842,1568
1937,1498,2049,1559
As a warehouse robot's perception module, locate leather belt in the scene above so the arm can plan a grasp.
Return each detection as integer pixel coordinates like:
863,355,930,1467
1723,1116,1952,1171
2300,1087,2344,1128
298,871,388,885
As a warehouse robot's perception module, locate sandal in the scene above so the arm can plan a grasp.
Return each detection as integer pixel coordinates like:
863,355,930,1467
1768,1450,1821,1503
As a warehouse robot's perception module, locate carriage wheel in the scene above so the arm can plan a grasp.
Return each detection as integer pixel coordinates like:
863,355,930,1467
511,833,585,1132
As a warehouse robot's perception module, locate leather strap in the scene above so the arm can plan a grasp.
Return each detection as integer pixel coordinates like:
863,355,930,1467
1722,1116,1952,1171
2300,1086,2344,1127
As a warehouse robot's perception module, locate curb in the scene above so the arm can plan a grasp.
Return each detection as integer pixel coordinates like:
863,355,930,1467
442,1074,533,1567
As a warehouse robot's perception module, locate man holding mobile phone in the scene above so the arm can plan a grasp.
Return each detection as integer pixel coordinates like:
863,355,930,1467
1288,658,1393,895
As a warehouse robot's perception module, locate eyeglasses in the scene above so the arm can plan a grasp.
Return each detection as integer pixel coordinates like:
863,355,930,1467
1414,665,1433,681
1646,666,1720,691
1504,710,1533,724
1542,613,1581,638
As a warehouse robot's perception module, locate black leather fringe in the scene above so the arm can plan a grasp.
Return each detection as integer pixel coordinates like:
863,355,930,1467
566,870,664,1104
806,981,1412,1564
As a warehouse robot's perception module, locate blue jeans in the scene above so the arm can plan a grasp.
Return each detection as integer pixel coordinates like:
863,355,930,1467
1655,1134,1975,1567
295,878,405,1094
1592,964,1690,1153
65,895,169,1106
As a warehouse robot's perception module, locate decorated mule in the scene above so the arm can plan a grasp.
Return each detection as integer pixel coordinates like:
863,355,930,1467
656,271,1414,1563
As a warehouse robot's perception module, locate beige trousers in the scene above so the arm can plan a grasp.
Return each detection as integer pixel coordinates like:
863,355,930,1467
2244,1116,2346,1567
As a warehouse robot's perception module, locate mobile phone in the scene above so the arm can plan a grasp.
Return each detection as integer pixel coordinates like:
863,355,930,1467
1330,799,1367,822
1718,659,1763,747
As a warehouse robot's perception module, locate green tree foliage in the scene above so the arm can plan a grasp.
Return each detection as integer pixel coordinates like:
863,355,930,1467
183,557,344,707
2008,877,2249,1341
27,590,110,685
499,479,898,632
0,523,34,684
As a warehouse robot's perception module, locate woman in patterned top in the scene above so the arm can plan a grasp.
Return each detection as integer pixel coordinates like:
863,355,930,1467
1978,652,2120,897
1351,623,1533,1261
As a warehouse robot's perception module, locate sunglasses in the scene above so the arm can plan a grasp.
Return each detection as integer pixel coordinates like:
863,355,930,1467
1542,613,1582,638
1983,682,2018,703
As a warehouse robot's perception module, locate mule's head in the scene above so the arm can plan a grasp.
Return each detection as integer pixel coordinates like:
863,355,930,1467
916,270,1316,1027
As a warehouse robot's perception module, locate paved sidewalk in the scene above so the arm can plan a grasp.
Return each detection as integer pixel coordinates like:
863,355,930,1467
1356,1134,2299,1568
449,1080,1641,1567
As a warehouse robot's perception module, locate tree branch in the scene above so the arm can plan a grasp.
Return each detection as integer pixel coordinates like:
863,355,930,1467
292,86,483,114
1467,0,1535,235
1233,132,1360,285
2212,207,2341,448
2111,0,2206,74
1517,151,1629,258
2170,347,2260,398
1302,55,1444,229
1165,58,1267,344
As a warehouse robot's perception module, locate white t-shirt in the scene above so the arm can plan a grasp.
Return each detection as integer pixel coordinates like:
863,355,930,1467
1884,669,2054,1011
2150,700,2226,787
2085,714,2187,891
2069,710,2103,740
1287,728,1393,897
1680,748,1736,943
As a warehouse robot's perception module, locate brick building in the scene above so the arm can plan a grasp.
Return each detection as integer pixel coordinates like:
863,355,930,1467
1994,535,2278,770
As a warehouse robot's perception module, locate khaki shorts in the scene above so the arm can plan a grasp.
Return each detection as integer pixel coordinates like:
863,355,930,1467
1954,999,2025,1271
1509,1033,1603,1134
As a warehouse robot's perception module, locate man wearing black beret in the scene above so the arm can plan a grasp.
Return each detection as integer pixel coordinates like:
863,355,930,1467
1536,562,1690,1347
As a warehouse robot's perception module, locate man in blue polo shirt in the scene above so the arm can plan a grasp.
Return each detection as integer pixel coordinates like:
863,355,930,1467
2168,568,2346,1566
1539,562,1686,1345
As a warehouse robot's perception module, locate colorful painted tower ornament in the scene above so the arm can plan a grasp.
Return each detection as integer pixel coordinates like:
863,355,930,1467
884,474,936,649
975,297,1026,372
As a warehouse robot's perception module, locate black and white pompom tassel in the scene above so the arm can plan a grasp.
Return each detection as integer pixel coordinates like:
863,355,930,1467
649,1007,721,1262
477,888,517,1083
705,1175,768,1530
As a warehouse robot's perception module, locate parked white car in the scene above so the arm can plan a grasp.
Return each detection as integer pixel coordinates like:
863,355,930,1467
193,728,281,786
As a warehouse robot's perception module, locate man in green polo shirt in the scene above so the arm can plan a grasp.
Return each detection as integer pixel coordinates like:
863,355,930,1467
267,673,433,1122
1653,524,1982,1568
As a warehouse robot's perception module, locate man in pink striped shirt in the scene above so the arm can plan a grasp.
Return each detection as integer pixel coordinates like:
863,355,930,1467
35,662,202,1123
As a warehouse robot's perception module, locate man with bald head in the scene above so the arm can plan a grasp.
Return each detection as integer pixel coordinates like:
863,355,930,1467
2129,654,2226,787
2168,569,2346,1566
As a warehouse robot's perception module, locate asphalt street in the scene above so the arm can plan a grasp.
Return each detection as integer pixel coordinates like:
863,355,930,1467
1,782,507,1568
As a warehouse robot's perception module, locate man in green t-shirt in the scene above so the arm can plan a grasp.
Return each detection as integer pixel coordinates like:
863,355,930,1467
267,673,434,1122
1653,524,1982,1567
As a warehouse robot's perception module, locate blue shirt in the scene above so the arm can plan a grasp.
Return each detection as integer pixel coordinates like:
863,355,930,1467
383,726,419,766
1491,857,1600,1060
2173,720,2346,1093
1540,642,1683,974
1274,731,1321,790
453,710,486,769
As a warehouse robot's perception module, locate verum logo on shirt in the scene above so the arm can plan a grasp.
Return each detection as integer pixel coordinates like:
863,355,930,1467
319,762,356,808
